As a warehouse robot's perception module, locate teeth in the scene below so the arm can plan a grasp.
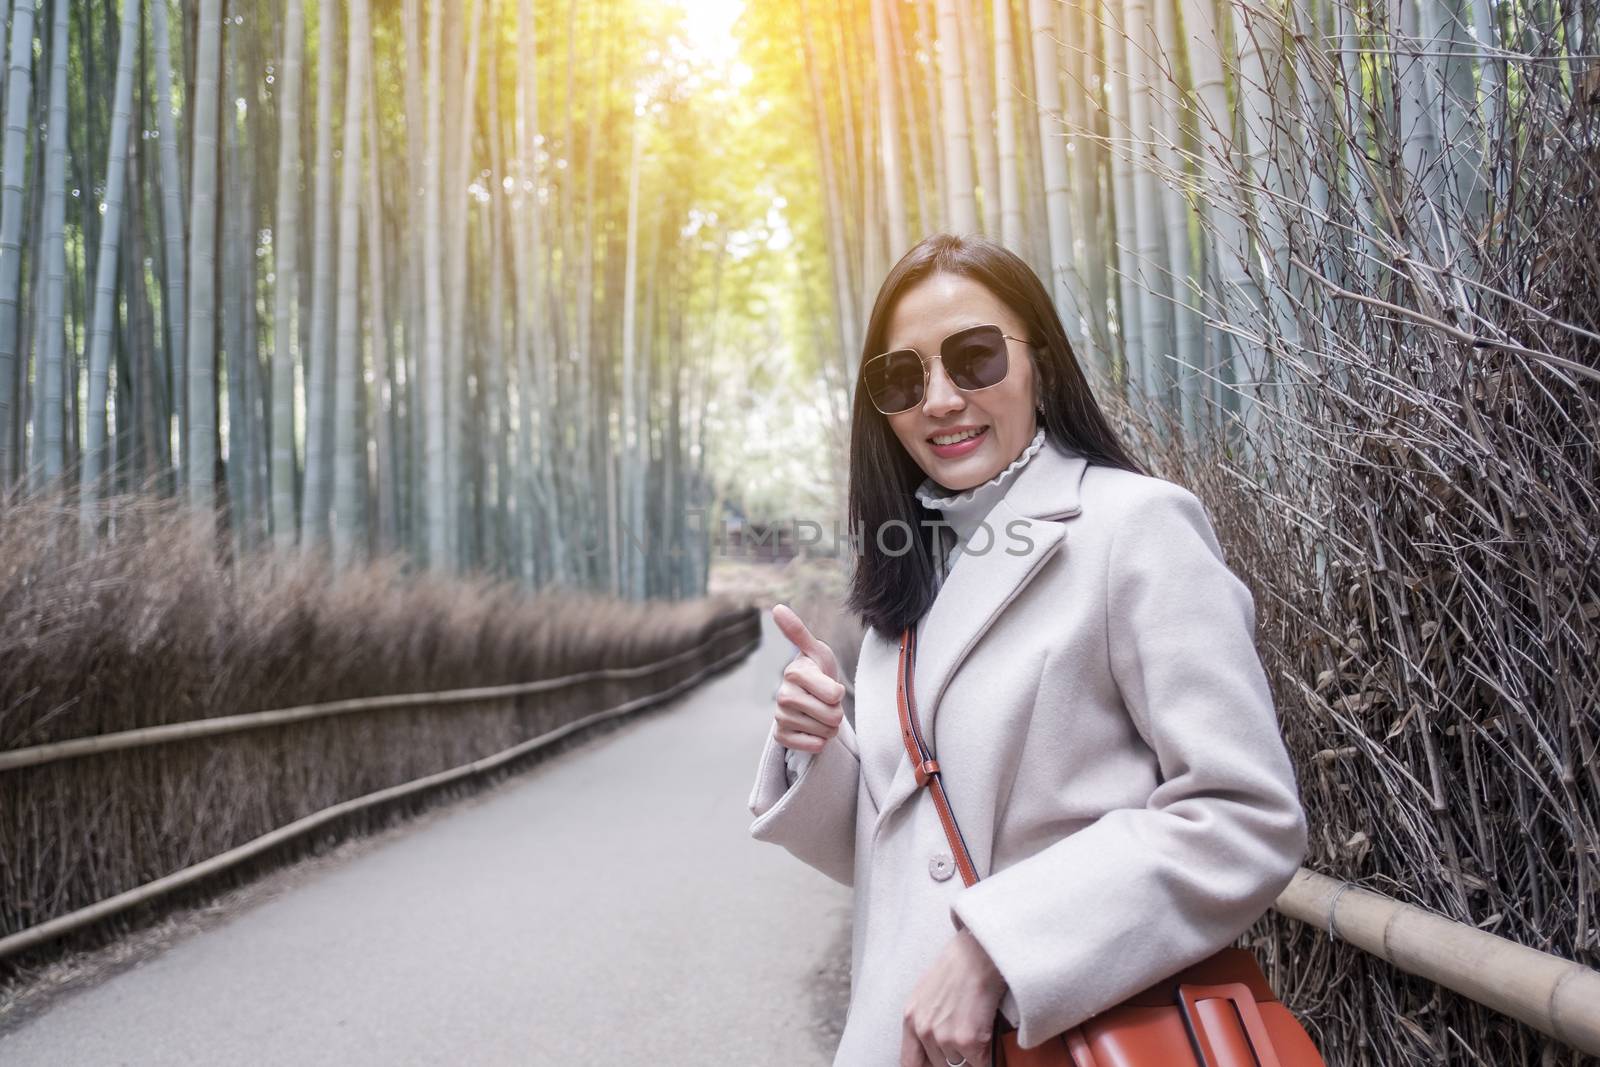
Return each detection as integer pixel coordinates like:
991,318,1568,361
931,428,985,446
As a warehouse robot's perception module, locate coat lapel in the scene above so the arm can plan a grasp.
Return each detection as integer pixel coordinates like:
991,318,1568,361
869,439,1091,840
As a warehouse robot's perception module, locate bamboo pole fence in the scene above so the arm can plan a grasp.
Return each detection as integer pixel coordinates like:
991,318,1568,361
1274,869,1600,1055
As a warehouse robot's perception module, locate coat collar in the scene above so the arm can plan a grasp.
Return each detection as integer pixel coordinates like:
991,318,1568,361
870,436,1091,838
990,432,1090,522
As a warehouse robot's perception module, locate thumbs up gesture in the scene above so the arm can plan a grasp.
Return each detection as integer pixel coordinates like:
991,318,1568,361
771,603,846,753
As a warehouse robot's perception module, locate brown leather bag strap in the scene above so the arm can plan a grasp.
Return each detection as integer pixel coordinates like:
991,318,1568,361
896,625,980,886
897,625,1026,1060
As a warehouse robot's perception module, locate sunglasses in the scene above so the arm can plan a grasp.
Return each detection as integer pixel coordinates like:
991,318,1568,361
862,323,1032,415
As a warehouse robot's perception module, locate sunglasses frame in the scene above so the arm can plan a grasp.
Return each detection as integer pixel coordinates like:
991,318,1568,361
862,322,1034,416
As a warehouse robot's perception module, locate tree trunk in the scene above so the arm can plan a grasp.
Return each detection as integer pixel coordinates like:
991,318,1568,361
300,0,339,549
1024,0,1088,358
186,0,222,518
365,38,396,557
620,106,642,598
934,0,977,233
1184,0,1264,428
1121,0,1175,423
421,0,449,568
35,0,66,489
127,143,165,486
331,0,371,568
271,0,304,548
481,21,510,573
517,0,564,585
1232,0,1295,378
917,0,949,230
0,0,35,489
870,0,908,258
993,0,1025,252
223,16,251,549
798,0,861,379
1064,0,1107,355
401,0,425,556
1104,0,1141,400
887,0,931,236
81,0,140,537
956,0,998,234
445,0,482,570
1150,0,1204,440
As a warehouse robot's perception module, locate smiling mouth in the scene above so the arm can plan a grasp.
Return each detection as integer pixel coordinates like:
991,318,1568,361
928,426,989,446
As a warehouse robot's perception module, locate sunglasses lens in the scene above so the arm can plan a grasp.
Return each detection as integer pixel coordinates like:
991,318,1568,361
866,350,924,413
943,325,1010,391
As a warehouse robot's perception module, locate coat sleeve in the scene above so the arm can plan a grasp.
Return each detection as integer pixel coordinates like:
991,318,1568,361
748,712,861,888
947,479,1308,1049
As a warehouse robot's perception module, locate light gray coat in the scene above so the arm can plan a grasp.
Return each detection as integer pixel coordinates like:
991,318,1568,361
747,436,1308,1063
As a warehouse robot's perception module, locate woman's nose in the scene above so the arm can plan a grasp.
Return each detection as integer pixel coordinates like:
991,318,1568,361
921,359,965,416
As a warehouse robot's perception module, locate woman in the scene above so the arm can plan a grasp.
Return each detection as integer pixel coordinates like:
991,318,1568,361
748,233,1307,1067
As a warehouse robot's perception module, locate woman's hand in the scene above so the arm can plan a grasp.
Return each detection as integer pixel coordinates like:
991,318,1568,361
770,603,846,754
899,928,1007,1067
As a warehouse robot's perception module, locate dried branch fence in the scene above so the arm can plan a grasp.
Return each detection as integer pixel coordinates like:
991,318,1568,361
0,598,759,971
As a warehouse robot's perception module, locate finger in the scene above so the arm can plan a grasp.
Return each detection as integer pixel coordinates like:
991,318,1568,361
774,678,843,728
898,1022,932,1067
933,1036,970,1067
771,604,838,678
952,1033,988,1067
970,1028,994,1067
902,1011,945,1067
774,682,842,740
774,723,828,753
771,602,819,654
783,653,846,706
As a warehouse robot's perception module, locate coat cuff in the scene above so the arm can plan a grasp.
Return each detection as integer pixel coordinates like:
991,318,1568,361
945,799,1304,1049
951,907,1022,1032
748,718,860,887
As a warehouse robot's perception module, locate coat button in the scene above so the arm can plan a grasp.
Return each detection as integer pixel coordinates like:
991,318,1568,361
929,852,955,881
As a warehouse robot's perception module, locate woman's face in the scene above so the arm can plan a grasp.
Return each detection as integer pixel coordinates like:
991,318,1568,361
881,272,1039,492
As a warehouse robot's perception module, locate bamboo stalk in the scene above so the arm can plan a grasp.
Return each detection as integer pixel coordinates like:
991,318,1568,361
1274,867,1600,1054
0,613,756,773
0,629,761,962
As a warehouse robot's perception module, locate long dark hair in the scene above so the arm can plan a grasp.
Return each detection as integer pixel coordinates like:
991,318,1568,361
844,233,1145,638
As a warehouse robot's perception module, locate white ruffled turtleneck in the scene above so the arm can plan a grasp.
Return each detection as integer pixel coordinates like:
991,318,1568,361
915,426,1048,588
782,426,1049,785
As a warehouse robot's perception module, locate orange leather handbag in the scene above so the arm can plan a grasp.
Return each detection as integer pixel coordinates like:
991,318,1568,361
893,625,1326,1067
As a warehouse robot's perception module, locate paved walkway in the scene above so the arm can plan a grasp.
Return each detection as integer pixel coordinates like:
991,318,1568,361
0,612,851,1066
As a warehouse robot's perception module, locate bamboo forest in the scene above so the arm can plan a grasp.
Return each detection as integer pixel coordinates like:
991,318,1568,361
1,0,1597,1063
